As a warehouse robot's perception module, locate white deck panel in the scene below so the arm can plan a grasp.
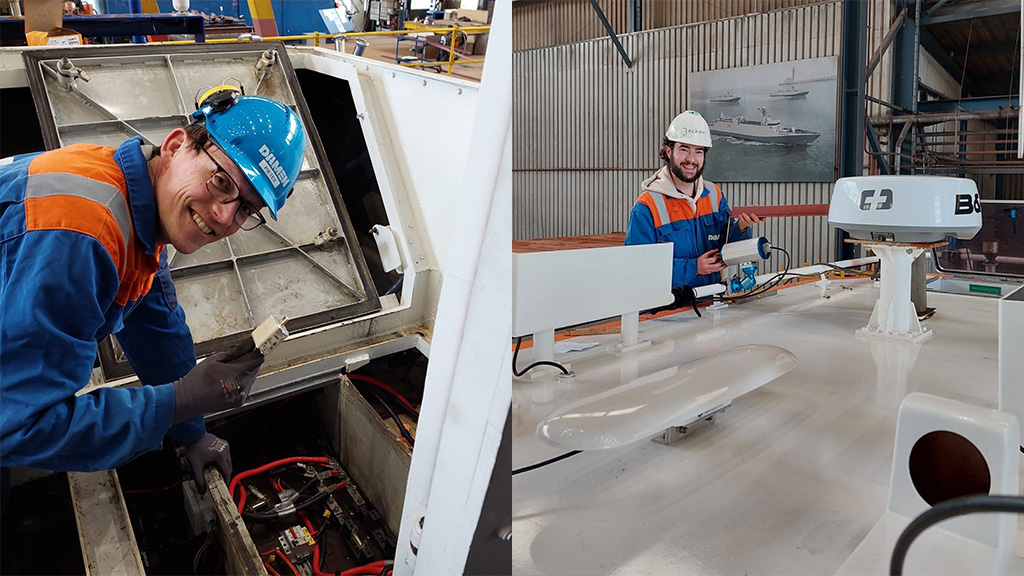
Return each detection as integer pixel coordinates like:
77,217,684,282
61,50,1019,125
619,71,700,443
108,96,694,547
512,278,1021,575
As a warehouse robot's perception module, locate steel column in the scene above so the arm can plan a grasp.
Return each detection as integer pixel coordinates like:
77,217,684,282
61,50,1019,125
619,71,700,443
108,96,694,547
911,0,922,174
892,1,920,174
129,0,146,44
840,0,868,259
629,0,642,33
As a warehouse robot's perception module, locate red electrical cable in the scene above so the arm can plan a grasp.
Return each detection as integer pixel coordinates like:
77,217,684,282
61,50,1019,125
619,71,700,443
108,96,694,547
298,482,348,576
237,484,248,514
278,551,302,576
338,560,389,576
263,560,282,576
300,513,329,576
347,374,419,414
229,456,331,514
262,548,301,576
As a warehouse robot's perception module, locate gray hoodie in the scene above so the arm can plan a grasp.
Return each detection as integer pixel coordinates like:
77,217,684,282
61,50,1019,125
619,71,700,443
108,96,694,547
640,166,705,209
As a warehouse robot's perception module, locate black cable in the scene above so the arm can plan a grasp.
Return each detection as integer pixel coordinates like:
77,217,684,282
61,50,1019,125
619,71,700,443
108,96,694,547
823,262,875,276
513,336,570,377
714,246,792,302
512,450,582,476
364,388,415,447
890,495,1024,575
716,251,788,301
295,475,320,496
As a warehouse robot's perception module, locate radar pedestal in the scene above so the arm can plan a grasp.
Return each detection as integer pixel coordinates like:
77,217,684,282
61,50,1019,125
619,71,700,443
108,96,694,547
848,239,947,343
828,175,983,343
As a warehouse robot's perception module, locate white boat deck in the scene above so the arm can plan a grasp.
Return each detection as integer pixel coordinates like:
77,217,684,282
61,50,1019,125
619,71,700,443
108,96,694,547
512,278,1023,575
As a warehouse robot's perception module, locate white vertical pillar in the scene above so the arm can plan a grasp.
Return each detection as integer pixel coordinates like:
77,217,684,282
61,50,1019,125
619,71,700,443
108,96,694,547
620,312,639,347
999,285,1024,446
533,329,555,362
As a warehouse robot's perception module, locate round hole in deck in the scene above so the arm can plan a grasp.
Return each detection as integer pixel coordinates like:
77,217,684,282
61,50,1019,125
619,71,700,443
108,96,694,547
909,430,991,506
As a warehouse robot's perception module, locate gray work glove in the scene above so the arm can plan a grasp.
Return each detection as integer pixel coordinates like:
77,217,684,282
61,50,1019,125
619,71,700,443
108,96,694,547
171,346,264,424
184,432,232,493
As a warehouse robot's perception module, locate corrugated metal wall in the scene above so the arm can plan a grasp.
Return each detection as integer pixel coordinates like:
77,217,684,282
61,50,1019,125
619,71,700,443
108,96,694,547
513,0,832,52
1004,175,1024,200
514,1,875,271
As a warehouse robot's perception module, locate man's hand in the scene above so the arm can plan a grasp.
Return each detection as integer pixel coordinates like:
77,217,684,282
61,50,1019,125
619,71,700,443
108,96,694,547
171,344,264,424
736,210,765,232
184,432,231,493
697,249,727,275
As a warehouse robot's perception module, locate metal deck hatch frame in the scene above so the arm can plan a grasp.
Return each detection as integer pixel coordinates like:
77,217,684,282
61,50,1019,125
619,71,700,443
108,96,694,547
21,43,381,379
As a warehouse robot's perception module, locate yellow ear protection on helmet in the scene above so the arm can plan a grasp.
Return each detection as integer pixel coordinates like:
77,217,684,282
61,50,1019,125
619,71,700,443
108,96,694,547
193,84,244,113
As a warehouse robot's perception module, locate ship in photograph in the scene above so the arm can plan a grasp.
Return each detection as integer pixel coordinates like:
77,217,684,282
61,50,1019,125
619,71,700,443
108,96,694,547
710,108,820,145
709,91,741,103
770,85,809,98
772,66,810,97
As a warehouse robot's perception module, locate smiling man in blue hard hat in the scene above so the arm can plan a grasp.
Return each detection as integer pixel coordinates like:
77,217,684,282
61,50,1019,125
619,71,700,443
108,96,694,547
0,88,307,508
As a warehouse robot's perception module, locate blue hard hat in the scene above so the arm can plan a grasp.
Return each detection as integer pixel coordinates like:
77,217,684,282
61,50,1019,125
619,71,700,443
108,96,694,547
191,91,307,219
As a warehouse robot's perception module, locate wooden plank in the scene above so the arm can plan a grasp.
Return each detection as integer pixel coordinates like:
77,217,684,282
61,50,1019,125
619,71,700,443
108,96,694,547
731,203,830,217
512,232,627,253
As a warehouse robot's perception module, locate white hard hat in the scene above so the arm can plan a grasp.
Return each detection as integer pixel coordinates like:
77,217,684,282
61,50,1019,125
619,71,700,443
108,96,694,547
665,110,712,148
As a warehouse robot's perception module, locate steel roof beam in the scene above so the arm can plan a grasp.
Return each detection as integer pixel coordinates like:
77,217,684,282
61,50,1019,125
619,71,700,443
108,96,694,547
868,7,907,77
870,107,1019,124
918,95,1020,113
589,0,633,68
866,121,891,175
921,0,1021,25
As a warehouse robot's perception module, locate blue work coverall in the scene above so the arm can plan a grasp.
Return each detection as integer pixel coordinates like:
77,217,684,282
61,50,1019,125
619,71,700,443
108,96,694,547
625,168,751,288
0,136,203,473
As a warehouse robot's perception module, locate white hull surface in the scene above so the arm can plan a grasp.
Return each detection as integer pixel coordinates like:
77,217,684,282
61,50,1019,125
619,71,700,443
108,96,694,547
709,120,820,145
770,89,809,98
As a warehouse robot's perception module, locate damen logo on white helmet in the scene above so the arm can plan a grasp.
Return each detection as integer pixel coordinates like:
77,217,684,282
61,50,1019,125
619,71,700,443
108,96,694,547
258,144,291,189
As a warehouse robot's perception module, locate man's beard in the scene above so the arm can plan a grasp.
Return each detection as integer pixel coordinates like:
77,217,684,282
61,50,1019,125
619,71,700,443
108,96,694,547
670,160,704,184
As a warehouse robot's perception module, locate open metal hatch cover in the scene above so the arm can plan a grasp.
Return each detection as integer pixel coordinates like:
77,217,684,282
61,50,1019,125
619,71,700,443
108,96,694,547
22,43,381,379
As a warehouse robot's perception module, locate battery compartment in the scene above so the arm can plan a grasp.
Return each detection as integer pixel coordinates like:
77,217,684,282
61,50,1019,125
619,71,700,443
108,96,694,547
210,389,399,576
106,348,424,575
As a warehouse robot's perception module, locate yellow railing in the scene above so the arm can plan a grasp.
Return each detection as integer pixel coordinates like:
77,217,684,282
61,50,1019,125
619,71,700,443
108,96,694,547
152,25,489,46
150,25,488,77
399,59,485,67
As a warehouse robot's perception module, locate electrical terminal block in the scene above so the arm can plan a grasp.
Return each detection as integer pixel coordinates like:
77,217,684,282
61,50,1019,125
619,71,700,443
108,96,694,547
277,525,314,563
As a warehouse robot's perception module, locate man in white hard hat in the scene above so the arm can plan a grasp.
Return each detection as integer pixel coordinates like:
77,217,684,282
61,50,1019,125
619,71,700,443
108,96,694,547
625,110,763,291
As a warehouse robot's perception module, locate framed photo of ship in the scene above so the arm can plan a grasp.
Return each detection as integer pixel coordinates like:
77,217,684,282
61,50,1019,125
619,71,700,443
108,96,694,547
688,56,838,183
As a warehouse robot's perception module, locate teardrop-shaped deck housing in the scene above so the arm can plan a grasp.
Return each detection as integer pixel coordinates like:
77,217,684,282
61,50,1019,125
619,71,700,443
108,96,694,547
536,345,798,451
